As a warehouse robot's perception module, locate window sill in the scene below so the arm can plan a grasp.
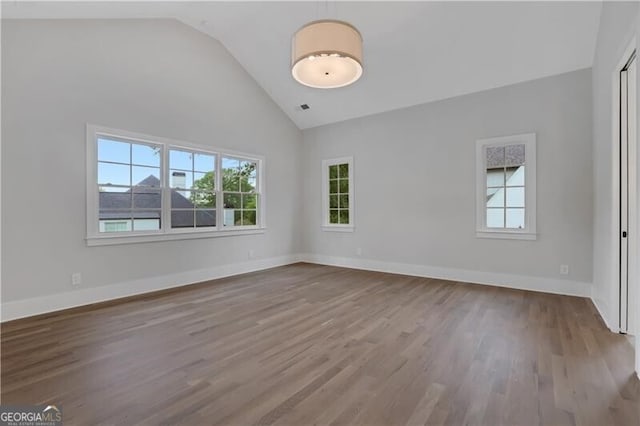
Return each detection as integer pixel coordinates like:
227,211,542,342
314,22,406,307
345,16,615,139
87,227,266,247
322,225,355,233
476,230,537,241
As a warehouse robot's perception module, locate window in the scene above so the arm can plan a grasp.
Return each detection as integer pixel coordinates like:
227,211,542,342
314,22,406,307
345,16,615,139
169,148,216,229
87,125,264,246
97,136,162,233
322,157,354,231
476,133,536,240
102,221,130,233
222,157,259,227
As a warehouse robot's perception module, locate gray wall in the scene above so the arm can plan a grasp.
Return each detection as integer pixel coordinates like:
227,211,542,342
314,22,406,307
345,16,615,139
303,69,593,288
591,2,639,327
0,18,598,311
1,19,303,302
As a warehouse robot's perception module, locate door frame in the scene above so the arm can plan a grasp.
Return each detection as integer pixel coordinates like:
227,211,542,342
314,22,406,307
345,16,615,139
620,51,637,334
611,38,637,335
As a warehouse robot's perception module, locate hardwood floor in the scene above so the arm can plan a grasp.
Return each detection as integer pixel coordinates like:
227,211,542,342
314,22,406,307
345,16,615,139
2,263,639,425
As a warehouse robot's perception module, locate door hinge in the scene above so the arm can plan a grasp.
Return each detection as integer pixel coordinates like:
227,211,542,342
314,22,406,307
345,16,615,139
623,231,628,238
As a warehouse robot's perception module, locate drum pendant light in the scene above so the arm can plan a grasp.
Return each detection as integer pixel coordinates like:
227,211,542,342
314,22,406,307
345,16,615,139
291,20,363,89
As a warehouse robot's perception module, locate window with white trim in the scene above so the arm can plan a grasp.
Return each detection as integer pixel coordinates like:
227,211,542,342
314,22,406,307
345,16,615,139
476,133,536,240
87,125,264,245
222,156,259,227
322,157,354,231
97,136,163,233
169,148,216,229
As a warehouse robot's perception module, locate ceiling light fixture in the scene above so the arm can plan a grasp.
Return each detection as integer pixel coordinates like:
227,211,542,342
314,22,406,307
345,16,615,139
291,20,363,89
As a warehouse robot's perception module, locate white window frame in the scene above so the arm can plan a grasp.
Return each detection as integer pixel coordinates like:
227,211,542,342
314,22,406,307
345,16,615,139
475,133,537,240
219,154,261,228
322,156,354,232
86,124,265,246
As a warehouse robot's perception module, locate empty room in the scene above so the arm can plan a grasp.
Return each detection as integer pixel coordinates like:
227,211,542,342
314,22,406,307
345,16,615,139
2,1,640,425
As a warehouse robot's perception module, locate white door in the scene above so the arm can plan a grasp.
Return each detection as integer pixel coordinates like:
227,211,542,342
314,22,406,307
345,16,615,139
621,53,637,334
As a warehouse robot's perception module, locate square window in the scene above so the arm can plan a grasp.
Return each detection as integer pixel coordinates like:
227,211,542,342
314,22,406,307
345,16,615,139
170,149,192,171
242,210,257,226
339,179,349,193
506,166,525,186
329,210,339,224
223,192,240,209
486,146,505,168
133,187,161,209
241,174,256,192
486,188,504,208
171,210,195,228
339,194,349,209
132,166,160,187
339,210,349,224
506,187,525,207
192,191,215,209
99,212,132,232
486,169,504,187
194,153,215,173
194,172,213,190
133,213,161,231
506,208,525,229
505,144,525,167
242,194,257,209
329,165,338,179
100,187,131,210
339,163,349,178
98,162,130,187
98,138,130,164
486,208,504,228
196,209,216,227
170,170,192,189
132,144,160,167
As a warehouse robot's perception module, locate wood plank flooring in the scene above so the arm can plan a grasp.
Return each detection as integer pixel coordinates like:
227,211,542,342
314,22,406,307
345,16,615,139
2,263,640,425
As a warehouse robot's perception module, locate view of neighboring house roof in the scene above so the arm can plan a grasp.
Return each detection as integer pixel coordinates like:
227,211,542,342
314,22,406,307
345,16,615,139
99,175,215,227
486,145,525,169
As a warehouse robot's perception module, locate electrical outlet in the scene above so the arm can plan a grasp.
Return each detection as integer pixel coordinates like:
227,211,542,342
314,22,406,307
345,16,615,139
71,272,82,287
356,247,362,256
248,249,255,260
560,265,569,275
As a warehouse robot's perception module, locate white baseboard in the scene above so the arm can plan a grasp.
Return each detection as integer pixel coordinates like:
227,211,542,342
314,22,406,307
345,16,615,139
590,295,617,332
1,253,596,323
299,253,592,298
1,254,303,322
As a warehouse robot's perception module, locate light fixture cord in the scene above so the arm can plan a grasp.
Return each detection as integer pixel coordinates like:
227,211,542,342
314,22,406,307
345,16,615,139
316,0,331,20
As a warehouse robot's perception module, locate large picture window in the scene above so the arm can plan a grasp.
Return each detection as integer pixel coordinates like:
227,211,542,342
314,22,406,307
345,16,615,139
476,133,536,240
87,125,264,246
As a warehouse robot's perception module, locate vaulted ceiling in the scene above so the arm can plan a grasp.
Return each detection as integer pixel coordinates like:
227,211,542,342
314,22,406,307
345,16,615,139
3,1,602,129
